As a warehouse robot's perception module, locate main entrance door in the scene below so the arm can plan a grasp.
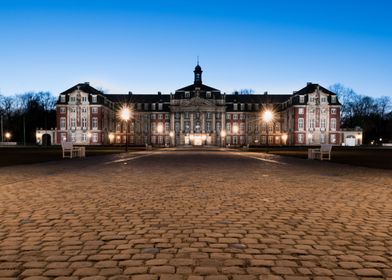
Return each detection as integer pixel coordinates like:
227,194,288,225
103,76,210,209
193,135,203,146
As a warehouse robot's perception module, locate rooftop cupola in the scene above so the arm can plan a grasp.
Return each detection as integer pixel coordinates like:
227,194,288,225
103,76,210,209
194,62,202,85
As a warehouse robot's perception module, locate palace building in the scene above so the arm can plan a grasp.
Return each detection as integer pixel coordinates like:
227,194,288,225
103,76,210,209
48,64,346,147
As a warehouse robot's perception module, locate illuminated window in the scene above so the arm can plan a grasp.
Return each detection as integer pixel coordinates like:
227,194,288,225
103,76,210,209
92,117,98,129
60,117,66,129
71,118,76,129
298,118,304,130
82,118,87,129
331,118,336,130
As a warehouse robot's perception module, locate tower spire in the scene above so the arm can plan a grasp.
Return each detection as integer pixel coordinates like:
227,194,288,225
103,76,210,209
197,56,199,66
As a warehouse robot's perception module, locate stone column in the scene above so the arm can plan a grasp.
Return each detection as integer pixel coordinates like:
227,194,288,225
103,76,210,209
180,113,184,132
190,112,194,133
201,112,205,133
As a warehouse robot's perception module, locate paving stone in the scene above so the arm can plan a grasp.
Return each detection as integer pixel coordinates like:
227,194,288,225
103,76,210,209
1,151,392,280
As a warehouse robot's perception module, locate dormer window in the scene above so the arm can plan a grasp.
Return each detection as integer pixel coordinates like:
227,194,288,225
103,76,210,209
240,104,245,111
60,95,66,103
158,103,163,110
185,92,190,98
92,95,97,103
299,96,305,103
233,104,238,111
331,96,336,103
152,103,156,110
206,91,211,98
144,104,149,110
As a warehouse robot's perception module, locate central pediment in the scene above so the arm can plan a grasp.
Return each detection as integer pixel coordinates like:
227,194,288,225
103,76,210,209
179,97,216,107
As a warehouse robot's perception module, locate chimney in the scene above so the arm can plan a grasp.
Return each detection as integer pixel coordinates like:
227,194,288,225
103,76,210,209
158,91,162,96
264,91,268,95
128,91,132,96
307,82,312,86
85,82,89,85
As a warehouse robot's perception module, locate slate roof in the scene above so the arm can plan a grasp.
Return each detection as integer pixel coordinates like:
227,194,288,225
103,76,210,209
105,94,170,103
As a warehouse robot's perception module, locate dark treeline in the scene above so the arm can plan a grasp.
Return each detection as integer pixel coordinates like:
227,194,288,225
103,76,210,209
0,92,57,144
330,84,392,144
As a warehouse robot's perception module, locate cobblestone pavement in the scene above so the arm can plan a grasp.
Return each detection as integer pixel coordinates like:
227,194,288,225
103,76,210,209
0,150,392,280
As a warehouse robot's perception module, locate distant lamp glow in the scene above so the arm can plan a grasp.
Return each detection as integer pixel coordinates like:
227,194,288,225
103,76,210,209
5,132,11,141
169,131,174,138
109,133,115,142
87,132,92,138
220,130,226,138
36,132,42,139
281,133,288,143
232,125,239,134
379,138,383,142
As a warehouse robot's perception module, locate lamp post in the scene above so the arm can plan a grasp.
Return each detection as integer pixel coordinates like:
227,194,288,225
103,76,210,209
120,106,131,152
169,131,174,147
262,110,273,150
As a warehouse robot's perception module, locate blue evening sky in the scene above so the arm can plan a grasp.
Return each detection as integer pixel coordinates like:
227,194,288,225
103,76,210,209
0,0,391,97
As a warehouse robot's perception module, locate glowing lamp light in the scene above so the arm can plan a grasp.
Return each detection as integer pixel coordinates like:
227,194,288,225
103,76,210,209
220,130,226,138
36,132,42,139
157,124,163,134
5,132,11,140
119,105,131,121
233,125,239,134
109,133,114,140
262,110,273,123
169,131,174,138
281,134,288,142
87,132,92,138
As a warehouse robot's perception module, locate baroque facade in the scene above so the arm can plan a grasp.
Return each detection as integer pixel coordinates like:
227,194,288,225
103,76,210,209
52,64,343,147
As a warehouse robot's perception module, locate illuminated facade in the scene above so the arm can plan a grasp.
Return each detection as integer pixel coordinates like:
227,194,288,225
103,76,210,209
53,64,343,146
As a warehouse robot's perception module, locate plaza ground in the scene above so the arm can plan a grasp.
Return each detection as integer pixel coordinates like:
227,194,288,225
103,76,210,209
0,145,391,169
0,150,391,279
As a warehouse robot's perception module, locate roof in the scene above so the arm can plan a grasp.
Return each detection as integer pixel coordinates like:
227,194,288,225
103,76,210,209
106,94,170,103
225,94,292,104
59,82,105,96
294,83,337,96
175,83,220,92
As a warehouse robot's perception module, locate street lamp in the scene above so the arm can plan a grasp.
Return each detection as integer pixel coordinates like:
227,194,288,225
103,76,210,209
119,105,131,152
262,109,274,150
